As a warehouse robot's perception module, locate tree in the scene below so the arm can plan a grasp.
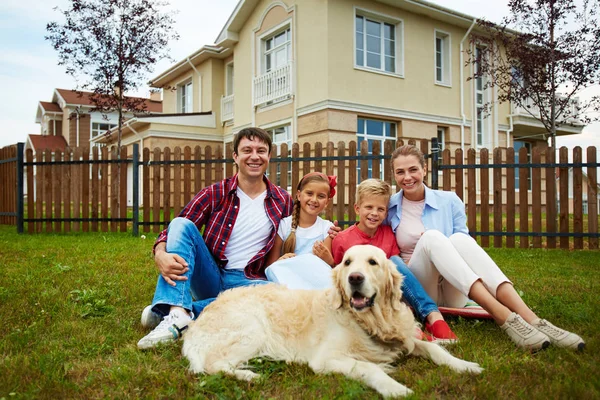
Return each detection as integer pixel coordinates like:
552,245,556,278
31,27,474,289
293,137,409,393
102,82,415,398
470,0,600,150
46,0,179,156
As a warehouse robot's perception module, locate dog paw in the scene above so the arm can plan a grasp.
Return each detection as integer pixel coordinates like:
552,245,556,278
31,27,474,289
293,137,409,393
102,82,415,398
453,360,484,374
234,370,260,381
379,382,413,398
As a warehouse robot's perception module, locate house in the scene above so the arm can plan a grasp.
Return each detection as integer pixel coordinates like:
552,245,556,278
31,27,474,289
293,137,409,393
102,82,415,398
31,88,162,155
93,0,584,200
556,168,600,215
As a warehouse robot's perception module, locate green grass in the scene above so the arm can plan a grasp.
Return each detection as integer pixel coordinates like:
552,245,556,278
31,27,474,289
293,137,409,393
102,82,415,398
0,225,598,399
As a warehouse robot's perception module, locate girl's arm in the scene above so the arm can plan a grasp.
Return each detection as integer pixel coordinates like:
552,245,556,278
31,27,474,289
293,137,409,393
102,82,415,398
313,236,335,267
265,235,284,266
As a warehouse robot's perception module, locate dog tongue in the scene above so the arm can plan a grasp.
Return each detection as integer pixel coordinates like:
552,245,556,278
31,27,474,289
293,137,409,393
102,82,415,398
352,294,368,308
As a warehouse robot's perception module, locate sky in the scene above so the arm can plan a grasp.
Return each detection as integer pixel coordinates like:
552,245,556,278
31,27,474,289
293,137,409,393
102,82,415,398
0,0,598,155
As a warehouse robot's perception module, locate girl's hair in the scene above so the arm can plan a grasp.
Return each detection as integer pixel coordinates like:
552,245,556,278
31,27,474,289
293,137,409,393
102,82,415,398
282,173,335,254
391,145,426,169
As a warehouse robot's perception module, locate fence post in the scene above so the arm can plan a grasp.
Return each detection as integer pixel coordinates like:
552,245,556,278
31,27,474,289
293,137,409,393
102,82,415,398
16,142,24,234
132,143,139,236
431,137,439,190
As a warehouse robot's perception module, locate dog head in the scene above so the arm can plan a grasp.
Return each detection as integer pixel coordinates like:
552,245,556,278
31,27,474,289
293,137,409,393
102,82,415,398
331,245,404,312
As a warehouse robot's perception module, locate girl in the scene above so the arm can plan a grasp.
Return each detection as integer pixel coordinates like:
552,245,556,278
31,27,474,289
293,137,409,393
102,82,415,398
265,172,337,289
387,144,585,351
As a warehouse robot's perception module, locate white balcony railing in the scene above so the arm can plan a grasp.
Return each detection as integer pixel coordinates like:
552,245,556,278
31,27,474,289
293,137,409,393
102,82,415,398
221,94,234,123
512,96,580,122
253,63,293,107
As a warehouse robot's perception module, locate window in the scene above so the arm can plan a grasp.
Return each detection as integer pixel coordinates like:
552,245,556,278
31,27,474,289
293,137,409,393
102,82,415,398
475,46,490,147
355,11,402,75
264,28,291,73
177,80,193,113
225,63,234,96
266,125,292,185
514,140,532,190
91,122,117,139
436,126,446,151
357,118,396,180
435,30,451,85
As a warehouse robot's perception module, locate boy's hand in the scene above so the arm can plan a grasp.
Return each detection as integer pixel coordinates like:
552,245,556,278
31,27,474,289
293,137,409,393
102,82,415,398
313,241,334,266
278,253,296,261
327,220,342,240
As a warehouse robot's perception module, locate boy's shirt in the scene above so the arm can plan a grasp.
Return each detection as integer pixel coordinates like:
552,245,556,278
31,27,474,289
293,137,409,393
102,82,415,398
332,224,400,265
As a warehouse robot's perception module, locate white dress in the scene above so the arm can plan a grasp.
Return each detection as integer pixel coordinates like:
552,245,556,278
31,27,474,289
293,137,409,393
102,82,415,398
265,216,334,290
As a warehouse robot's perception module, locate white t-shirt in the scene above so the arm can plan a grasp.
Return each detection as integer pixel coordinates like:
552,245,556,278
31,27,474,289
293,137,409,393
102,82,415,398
395,197,425,264
277,215,334,255
224,188,271,270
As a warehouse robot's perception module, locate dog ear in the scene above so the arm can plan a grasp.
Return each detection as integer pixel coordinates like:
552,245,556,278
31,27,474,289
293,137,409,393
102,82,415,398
330,265,344,309
386,259,404,310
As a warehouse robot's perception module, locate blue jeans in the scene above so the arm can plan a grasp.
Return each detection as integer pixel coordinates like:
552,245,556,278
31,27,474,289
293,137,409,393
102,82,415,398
390,256,439,322
150,217,268,318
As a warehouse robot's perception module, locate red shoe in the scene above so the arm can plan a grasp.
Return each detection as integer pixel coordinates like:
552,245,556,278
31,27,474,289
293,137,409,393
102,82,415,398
425,320,458,345
414,327,436,342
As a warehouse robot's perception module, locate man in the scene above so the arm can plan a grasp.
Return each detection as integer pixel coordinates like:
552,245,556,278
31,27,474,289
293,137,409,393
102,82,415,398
138,127,293,349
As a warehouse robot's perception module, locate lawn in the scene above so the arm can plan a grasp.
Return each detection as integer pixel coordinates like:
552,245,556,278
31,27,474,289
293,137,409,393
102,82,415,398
0,225,598,399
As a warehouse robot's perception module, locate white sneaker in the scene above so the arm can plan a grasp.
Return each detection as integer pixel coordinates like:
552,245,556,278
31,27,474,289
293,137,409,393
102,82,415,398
501,312,550,351
140,305,162,330
137,309,192,350
532,319,585,351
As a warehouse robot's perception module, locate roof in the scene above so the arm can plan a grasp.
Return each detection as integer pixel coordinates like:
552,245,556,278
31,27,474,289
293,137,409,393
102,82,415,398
28,134,68,152
39,101,62,113
54,88,163,113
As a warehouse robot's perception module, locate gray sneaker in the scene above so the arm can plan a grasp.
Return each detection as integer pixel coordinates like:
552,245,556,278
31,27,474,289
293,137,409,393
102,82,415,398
140,305,162,330
532,319,585,351
137,309,192,350
501,312,550,351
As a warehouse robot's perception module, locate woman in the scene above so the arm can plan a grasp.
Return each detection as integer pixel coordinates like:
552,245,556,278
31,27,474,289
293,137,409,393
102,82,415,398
386,144,585,351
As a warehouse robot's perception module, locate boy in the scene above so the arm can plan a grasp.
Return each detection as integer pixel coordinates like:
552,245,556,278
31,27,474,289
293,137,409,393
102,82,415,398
332,179,457,343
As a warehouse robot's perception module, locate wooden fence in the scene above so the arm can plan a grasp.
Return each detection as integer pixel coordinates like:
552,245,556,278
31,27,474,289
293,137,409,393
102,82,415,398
0,139,598,249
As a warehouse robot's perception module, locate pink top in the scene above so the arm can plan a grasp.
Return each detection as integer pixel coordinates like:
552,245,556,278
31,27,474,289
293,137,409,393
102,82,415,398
395,197,425,263
332,224,400,265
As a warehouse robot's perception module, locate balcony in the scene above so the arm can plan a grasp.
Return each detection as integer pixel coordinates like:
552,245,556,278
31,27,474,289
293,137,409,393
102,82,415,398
221,94,234,123
510,96,584,137
253,63,293,107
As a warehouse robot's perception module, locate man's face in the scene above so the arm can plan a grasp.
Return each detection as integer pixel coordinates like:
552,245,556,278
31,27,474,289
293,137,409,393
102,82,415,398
233,136,271,180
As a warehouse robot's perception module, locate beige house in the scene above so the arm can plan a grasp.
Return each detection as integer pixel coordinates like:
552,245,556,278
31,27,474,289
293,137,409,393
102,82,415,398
95,0,583,188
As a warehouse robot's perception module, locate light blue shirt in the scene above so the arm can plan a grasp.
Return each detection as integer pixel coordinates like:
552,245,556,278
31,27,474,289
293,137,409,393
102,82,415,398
386,185,468,237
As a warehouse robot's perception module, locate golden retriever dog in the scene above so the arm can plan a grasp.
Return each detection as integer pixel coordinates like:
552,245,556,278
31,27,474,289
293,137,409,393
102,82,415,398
182,245,482,397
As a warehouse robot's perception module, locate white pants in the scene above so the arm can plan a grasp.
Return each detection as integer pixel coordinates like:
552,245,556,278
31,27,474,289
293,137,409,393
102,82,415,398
408,230,511,308
265,254,333,290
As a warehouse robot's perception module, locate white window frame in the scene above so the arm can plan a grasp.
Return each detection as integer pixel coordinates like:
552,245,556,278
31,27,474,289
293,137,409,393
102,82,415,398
177,79,193,113
354,7,404,78
434,29,451,86
357,118,397,181
474,45,491,148
258,20,292,75
264,123,292,186
91,121,117,139
514,140,532,191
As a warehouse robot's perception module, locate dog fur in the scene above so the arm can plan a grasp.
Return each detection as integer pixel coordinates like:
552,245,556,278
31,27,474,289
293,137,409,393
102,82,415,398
182,245,482,397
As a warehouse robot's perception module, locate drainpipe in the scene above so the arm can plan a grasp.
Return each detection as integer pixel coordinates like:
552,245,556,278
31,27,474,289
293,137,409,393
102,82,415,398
76,108,80,147
506,114,514,147
126,119,144,204
460,19,477,151
187,57,202,112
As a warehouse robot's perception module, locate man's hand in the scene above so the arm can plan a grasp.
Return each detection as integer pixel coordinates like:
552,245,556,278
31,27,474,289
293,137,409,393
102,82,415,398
327,220,342,240
154,243,189,286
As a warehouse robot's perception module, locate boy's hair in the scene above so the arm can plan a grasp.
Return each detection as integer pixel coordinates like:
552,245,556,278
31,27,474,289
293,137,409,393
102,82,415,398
356,178,392,205
232,127,272,155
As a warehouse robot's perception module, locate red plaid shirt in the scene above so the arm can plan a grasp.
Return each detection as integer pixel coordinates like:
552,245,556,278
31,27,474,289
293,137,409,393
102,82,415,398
155,174,293,279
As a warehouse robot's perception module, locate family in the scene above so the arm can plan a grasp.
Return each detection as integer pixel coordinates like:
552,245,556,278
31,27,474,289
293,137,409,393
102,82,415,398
137,127,584,352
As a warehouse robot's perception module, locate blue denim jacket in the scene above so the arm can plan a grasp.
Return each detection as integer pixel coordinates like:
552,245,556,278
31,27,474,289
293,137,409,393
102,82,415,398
386,185,469,237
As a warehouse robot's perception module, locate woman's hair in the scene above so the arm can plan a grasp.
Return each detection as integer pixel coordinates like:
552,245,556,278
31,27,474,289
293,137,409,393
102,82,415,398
282,173,335,254
356,178,392,205
391,145,426,169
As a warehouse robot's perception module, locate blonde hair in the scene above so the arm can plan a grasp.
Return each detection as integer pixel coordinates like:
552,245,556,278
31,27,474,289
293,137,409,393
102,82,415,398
356,178,392,205
282,173,333,254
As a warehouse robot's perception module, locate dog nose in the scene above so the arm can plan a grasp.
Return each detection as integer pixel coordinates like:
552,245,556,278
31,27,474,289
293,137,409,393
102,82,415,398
348,272,364,286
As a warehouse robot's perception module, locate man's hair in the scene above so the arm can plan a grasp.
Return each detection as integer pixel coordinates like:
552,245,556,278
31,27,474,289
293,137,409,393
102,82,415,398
232,127,272,155
356,178,392,205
